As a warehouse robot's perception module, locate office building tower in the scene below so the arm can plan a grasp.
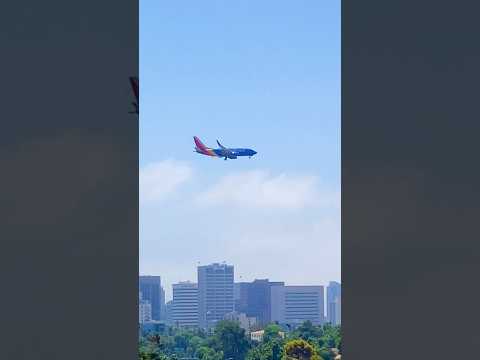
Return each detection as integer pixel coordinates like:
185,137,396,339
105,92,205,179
165,300,173,326
235,279,285,326
234,282,249,314
172,281,198,327
198,263,234,329
248,279,284,326
160,286,166,321
271,285,325,326
139,276,162,321
335,296,341,325
326,281,341,325
139,292,152,324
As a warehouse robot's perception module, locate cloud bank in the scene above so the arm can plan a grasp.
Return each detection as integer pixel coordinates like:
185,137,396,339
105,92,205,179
196,170,337,210
140,160,193,203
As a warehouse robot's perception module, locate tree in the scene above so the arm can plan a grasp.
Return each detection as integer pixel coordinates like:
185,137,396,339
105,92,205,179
320,324,341,350
174,333,189,354
263,324,283,343
138,322,340,360
247,338,284,360
148,334,162,346
272,340,283,360
187,335,205,357
139,346,169,360
282,339,322,360
139,347,150,360
317,347,333,360
246,345,269,360
294,321,323,342
212,320,250,360
197,346,223,360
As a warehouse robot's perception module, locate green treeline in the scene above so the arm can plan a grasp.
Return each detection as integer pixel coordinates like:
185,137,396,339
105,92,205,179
139,320,341,360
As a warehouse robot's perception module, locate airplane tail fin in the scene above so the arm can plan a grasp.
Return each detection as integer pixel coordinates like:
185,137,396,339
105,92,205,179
194,136,210,153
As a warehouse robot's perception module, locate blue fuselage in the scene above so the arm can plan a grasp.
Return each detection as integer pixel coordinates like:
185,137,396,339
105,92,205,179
212,148,257,159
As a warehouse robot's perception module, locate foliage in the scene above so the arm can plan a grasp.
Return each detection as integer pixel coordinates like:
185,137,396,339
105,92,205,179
263,323,284,343
187,335,205,356
247,338,283,360
211,320,250,360
320,324,341,350
139,344,169,360
197,346,224,360
139,320,341,360
282,339,322,360
287,322,341,360
293,321,323,342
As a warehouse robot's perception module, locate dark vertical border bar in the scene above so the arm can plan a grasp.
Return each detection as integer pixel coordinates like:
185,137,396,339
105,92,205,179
343,0,480,358
0,1,138,358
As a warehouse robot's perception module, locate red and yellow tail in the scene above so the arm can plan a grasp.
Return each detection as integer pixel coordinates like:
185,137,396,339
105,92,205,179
193,136,217,156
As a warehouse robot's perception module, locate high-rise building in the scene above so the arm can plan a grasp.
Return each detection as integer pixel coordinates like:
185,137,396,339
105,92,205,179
326,281,341,325
234,282,249,314
139,276,162,321
335,296,341,325
139,292,152,324
198,263,234,329
271,285,325,326
160,286,166,321
248,279,284,326
165,300,173,326
234,279,285,326
172,281,198,328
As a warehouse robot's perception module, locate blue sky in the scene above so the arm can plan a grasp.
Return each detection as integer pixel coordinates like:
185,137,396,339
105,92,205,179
140,1,340,300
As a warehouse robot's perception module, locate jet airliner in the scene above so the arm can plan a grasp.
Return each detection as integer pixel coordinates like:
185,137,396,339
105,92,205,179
194,136,257,160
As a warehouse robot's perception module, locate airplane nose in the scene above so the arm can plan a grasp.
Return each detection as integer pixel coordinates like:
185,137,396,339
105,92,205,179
252,151,257,155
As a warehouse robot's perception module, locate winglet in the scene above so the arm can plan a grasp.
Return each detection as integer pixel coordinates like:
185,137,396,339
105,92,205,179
216,140,227,149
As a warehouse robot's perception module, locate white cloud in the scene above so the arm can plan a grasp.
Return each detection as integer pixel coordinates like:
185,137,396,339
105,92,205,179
196,170,332,210
140,160,192,203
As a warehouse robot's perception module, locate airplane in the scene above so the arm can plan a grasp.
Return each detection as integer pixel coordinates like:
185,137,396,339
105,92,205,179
193,136,257,160
129,76,139,114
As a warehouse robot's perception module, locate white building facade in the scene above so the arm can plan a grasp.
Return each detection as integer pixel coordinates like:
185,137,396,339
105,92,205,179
271,285,325,326
172,281,199,327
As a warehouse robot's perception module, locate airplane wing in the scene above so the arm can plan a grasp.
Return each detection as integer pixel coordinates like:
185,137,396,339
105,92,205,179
217,140,235,156
216,140,236,158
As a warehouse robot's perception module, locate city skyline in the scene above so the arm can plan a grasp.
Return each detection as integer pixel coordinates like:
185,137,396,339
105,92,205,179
140,262,339,302
139,262,341,314
139,262,340,330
